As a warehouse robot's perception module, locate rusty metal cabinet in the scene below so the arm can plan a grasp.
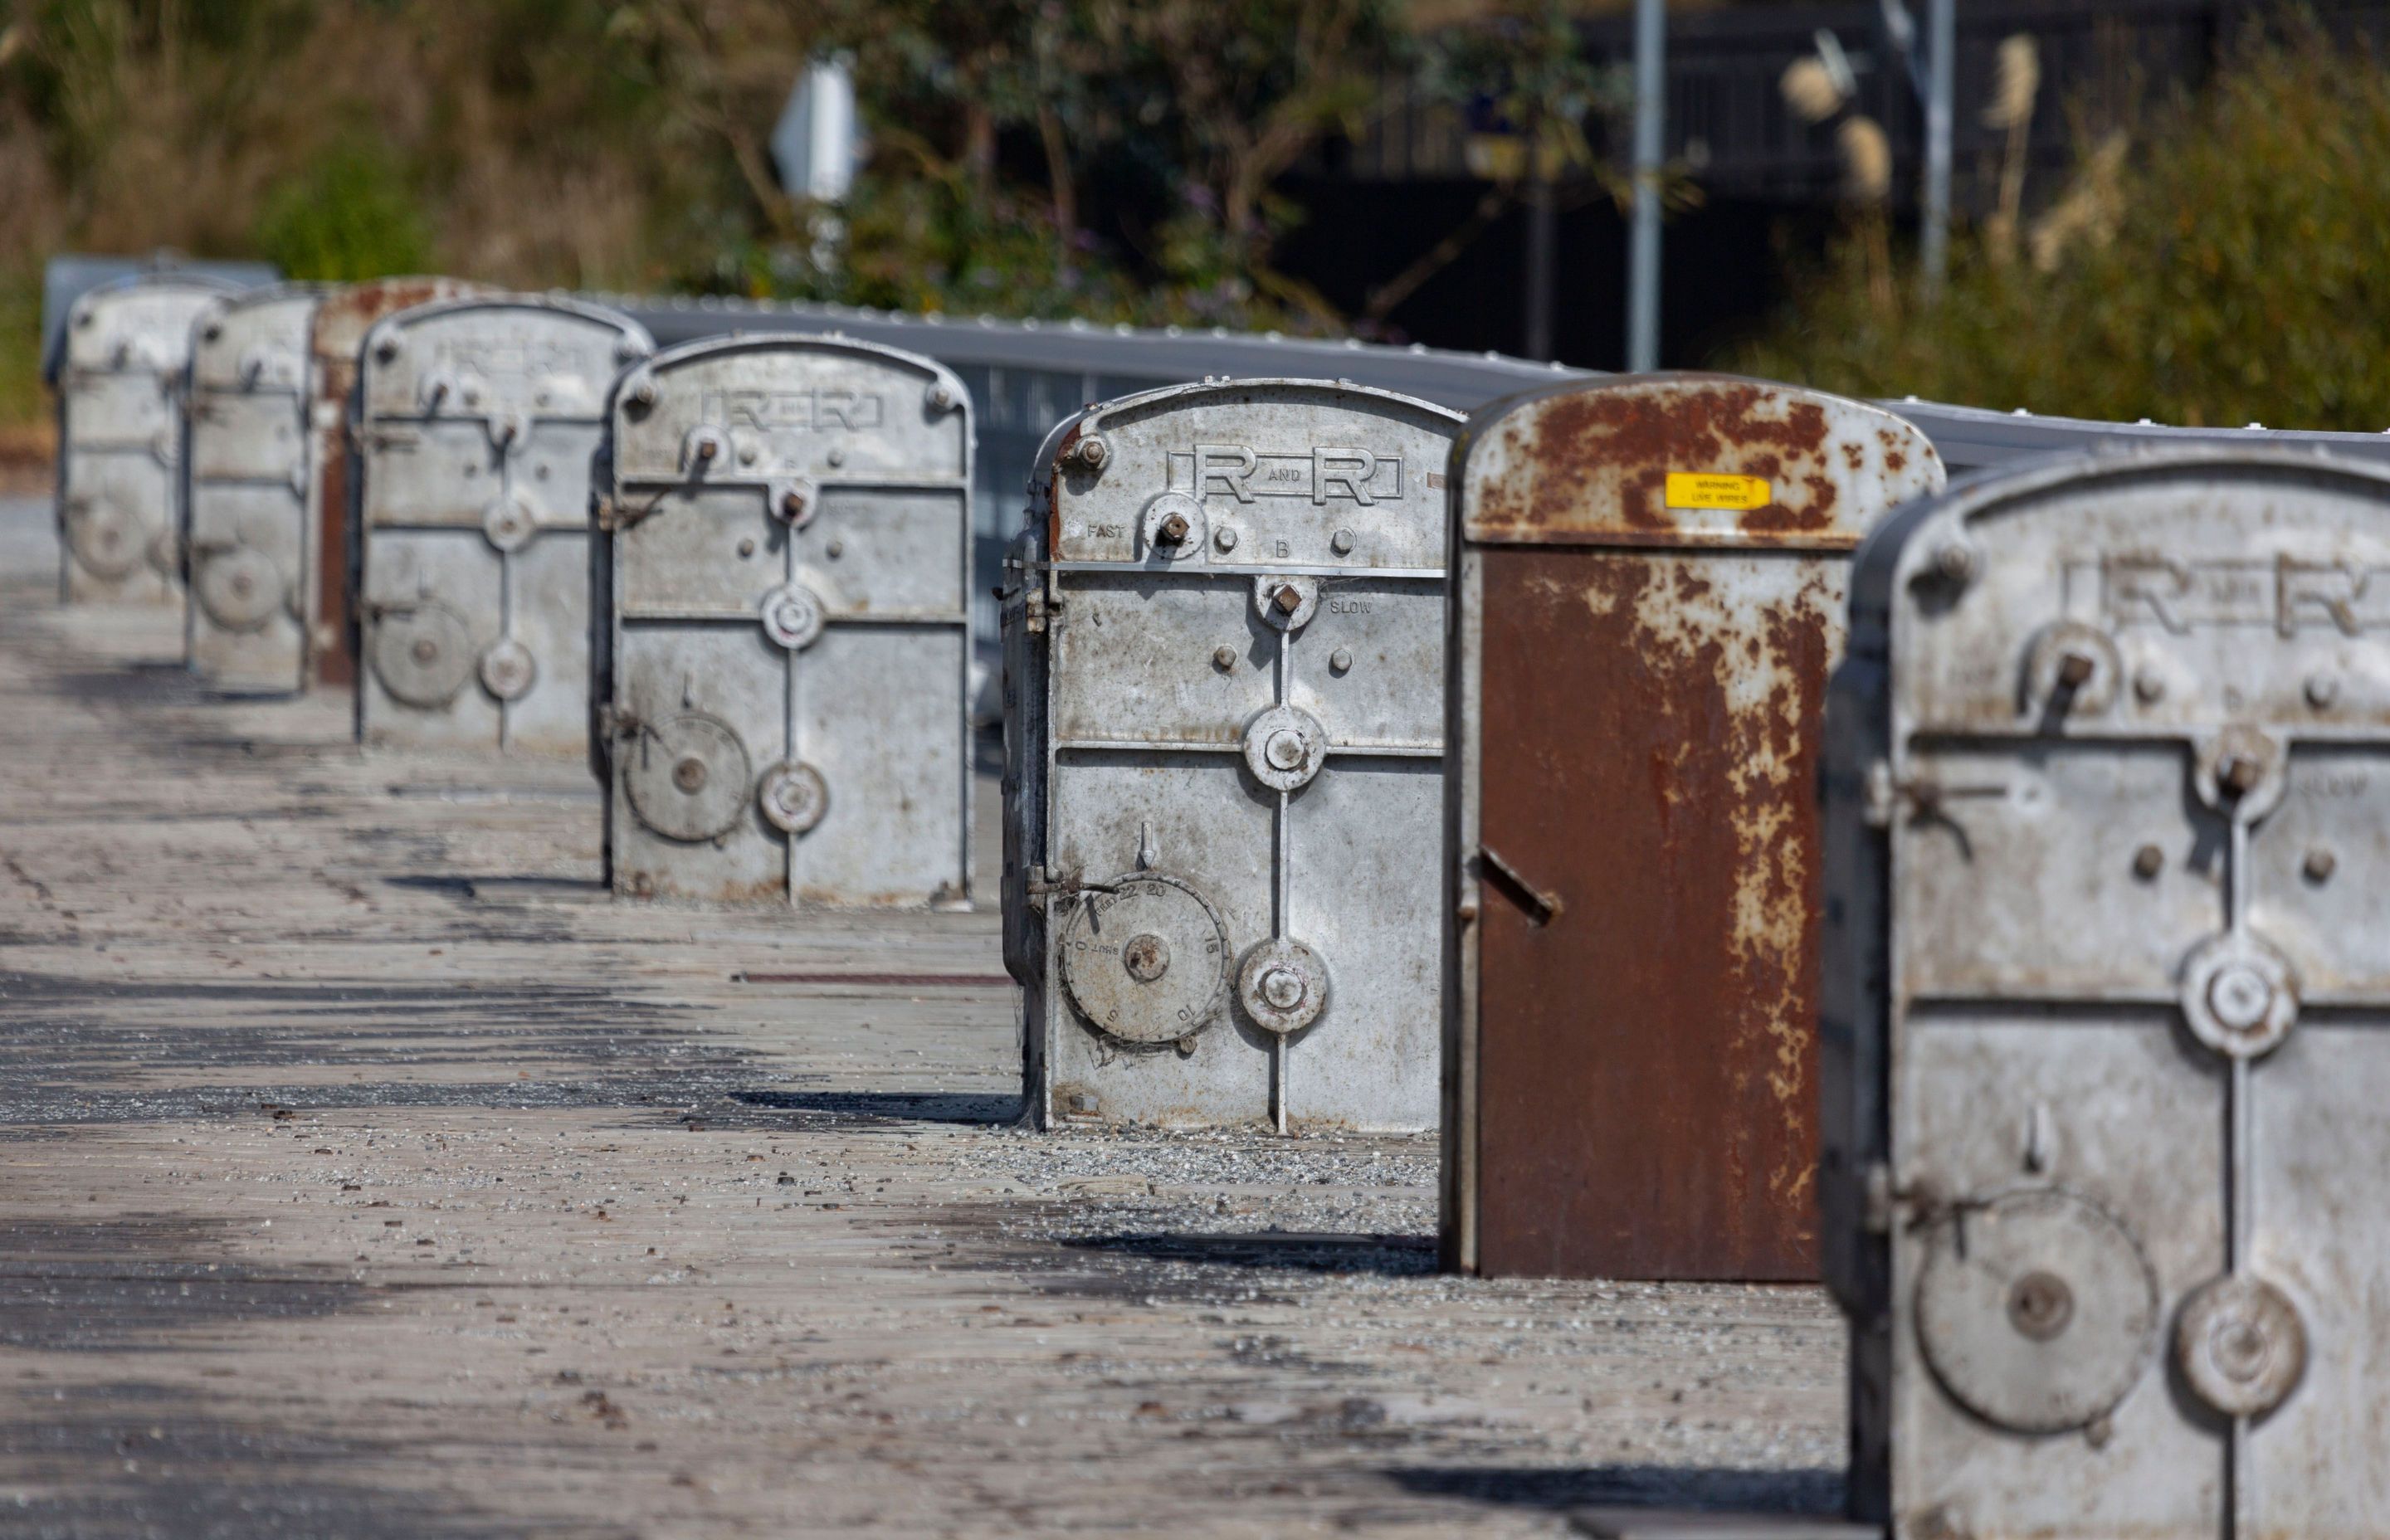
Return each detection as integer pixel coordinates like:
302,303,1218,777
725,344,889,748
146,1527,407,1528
54,275,237,607
593,334,974,907
349,295,651,755
183,285,322,693
1824,448,2390,1537
1443,374,1944,1280
1004,379,1464,1131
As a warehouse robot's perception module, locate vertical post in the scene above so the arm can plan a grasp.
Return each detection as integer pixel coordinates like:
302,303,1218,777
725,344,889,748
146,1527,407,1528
1920,0,1954,300
1523,129,1557,361
1627,0,1665,373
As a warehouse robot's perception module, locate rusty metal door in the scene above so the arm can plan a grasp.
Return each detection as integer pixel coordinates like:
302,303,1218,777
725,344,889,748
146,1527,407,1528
1824,449,2390,1538
351,295,651,755
1444,374,1944,1281
55,275,234,606
183,285,321,693
1004,380,1464,1132
302,278,487,690
594,334,974,907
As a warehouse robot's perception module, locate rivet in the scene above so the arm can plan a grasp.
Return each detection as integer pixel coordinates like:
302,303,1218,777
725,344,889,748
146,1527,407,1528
2132,844,2163,880
1933,540,1976,583
826,447,846,468
736,538,756,558
825,539,844,559
2305,673,2340,709
2305,846,2338,883
2134,668,2166,704
1212,645,1236,671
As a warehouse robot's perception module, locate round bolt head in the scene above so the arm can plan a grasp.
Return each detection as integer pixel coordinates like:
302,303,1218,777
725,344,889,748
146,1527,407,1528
825,539,844,558
1329,648,1354,674
2132,844,2164,880
1235,938,1330,1036
1121,933,1172,983
758,582,827,650
2207,964,2275,1033
1212,645,1237,671
2304,846,2338,883
737,537,756,558
478,638,537,702
1933,539,1978,583
756,760,829,835
2178,1273,2306,1418
2133,668,2166,704
2007,1270,2075,1343
627,378,657,407
1265,729,1308,772
2180,933,2299,1059
1214,527,1238,553
412,637,438,665
2306,672,2340,709
2220,754,2265,795
925,381,955,411
1330,529,1354,555
826,447,846,468
671,755,710,794
1241,704,1327,792
1259,966,1305,1011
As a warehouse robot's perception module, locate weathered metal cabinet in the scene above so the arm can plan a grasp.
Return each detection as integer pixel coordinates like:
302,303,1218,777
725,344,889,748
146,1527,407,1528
304,278,487,689
1443,375,1944,1281
593,334,975,907
1003,379,1464,1131
1824,449,2390,1536
350,295,651,754
182,285,322,692
53,275,236,605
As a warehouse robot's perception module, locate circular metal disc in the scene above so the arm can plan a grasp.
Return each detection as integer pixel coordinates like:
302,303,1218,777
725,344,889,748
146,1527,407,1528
1242,704,1328,792
194,547,283,632
1251,574,1319,630
623,713,753,843
481,492,537,553
1236,938,1330,1036
369,604,476,708
2178,1272,2307,1418
1058,874,1230,1045
66,501,142,580
759,582,827,651
2179,932,2299,1059
757,759,829,835
478,638,536,701
1139,492,1205,562
1914,1188,2159,1434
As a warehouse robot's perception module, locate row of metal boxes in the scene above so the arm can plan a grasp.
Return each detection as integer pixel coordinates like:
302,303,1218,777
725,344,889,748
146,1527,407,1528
61,283,2385,1532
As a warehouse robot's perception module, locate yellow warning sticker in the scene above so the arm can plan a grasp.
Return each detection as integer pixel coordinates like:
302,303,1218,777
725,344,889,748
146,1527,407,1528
1665,472,1773,511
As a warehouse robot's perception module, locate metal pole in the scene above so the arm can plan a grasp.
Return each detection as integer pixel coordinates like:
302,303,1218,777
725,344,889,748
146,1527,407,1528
1921,0,1954,300
1627,0,1665,373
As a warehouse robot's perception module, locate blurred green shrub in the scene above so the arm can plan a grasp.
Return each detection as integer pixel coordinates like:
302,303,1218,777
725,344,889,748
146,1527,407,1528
1729,21,2390,431
253,138,434,282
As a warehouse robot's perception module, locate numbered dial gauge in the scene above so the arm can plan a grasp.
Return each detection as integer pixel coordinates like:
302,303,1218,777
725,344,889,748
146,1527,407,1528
1059,874,1231,1045
623,712,753,843
370,603,476,708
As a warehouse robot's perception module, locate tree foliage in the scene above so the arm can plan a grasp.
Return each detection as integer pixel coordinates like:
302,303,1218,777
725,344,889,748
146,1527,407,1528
1730,21,2390,431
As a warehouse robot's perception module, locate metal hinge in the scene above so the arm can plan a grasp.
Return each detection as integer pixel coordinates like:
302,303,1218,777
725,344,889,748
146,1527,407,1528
1864,759,2011,828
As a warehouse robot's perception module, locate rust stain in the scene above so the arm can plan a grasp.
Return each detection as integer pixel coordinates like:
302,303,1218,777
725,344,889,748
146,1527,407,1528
1470,543,1833,1282
1466,376,1934,550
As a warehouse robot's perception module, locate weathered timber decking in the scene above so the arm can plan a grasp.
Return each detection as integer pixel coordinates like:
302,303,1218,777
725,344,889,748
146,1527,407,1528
0,497,1846,1538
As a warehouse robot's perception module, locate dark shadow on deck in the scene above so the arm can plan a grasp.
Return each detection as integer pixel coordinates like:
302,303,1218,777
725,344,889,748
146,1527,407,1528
1382,1464,1842,1515
1062,1230,1437,1276
727,1089,1024,1125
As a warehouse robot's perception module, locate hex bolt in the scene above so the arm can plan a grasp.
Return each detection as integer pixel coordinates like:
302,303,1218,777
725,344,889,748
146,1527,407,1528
1260,967,1306,1011
2132,844,2164,880
1330,529,1355,555
2306,673,2340,709
2305,846,2338,883
2219,753,2265,797
2134,668,2167,704
2056,651,2097,690
925,382,954,411
1214,527,1238,553
827,447,846,468
1934,540,1977,584
1212,645,1237,671
1271,583,1303,615
1156,513,1191,545
671,756,710,795
825,539,844,559
627,378,657,408
1329,648,1354,673
737,538,756,558
693,436,718,462
778,487,807,521
739,442,758,465
1072,436,1109,472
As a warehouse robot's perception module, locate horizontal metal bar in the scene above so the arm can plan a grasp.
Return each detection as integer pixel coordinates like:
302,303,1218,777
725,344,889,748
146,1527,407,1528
1049,562,1445,581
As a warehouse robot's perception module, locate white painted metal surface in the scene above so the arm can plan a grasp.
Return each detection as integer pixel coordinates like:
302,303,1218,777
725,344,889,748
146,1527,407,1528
1004,379,1463,1132
351,294,651,755
183,285,322,693
1824,448,2390,1537
593,333,973,907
